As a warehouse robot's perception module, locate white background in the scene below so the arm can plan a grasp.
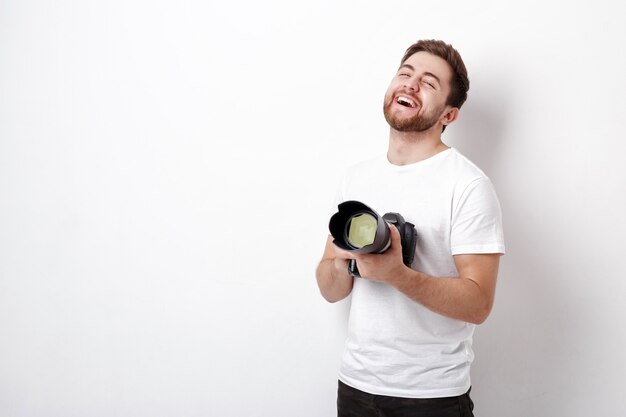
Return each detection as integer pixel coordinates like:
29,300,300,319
1,1,625,416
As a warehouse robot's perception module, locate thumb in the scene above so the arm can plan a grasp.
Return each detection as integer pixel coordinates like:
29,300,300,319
388,222,403,252
333,244,357,260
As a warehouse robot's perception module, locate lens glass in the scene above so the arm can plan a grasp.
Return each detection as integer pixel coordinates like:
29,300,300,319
347,213,377,248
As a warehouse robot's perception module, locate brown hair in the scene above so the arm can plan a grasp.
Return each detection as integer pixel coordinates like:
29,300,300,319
401,40,469,109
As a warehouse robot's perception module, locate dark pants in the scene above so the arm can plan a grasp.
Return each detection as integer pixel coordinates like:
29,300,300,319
337,380,475,417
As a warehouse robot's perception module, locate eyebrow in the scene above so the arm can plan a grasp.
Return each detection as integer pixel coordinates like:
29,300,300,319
398,64,441,84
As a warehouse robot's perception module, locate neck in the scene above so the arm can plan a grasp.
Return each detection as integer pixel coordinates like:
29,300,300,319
387,128,449,166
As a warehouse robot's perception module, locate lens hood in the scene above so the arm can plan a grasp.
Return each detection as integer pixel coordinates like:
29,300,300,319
329,201,391,254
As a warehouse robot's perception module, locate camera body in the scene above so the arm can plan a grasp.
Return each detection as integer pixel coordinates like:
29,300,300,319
329,201,418,277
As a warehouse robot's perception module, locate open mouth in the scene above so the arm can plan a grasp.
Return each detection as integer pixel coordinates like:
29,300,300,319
396,96,417,108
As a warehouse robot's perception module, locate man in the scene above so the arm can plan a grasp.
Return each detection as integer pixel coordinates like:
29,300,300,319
316,40,505,417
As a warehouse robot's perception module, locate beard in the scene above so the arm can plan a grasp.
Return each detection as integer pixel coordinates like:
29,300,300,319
383,96,446,132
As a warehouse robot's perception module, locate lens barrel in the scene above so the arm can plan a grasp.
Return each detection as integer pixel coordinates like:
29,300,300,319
329,201,391,254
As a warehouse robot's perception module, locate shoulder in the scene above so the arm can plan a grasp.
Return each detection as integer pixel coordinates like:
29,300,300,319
442,149,500,204
444,148,489,182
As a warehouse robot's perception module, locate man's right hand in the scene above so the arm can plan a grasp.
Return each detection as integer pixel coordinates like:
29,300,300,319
315,235,355,303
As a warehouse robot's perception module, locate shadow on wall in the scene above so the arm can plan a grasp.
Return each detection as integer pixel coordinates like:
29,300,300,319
445,76,510,178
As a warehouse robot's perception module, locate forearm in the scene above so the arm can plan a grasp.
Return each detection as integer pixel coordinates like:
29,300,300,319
389,267,492,324
315,258,354,303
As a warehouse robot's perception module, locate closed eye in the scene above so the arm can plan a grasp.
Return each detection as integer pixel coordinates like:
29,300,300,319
422,74,440,89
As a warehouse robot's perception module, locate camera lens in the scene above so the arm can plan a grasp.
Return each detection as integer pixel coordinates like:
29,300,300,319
346,213,377,248
329,200,417,277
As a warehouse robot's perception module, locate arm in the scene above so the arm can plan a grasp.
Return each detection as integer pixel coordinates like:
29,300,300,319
349,225,501,324
315,235,355,303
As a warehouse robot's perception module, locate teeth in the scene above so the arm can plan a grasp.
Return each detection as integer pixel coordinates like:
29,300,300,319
397,96,416,108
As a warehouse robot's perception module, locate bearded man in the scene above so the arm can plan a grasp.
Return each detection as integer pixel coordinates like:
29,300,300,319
316,40,505,417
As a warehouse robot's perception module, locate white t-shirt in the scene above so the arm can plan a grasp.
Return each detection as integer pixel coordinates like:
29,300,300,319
334,148,505,399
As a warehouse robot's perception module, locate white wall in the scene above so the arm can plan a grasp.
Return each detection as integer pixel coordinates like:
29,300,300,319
1,1,625,416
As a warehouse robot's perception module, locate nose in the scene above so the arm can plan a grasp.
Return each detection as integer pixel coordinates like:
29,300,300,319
404,76,420,92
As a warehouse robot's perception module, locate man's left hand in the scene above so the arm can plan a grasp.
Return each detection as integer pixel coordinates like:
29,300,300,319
352,223,409,283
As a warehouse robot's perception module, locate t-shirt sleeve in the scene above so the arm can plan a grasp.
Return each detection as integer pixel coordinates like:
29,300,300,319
450,177,505,255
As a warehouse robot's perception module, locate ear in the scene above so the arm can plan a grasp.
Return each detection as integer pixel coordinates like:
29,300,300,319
440,107,459,127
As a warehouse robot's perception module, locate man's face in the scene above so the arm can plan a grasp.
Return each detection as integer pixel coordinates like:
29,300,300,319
383,51,454,132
